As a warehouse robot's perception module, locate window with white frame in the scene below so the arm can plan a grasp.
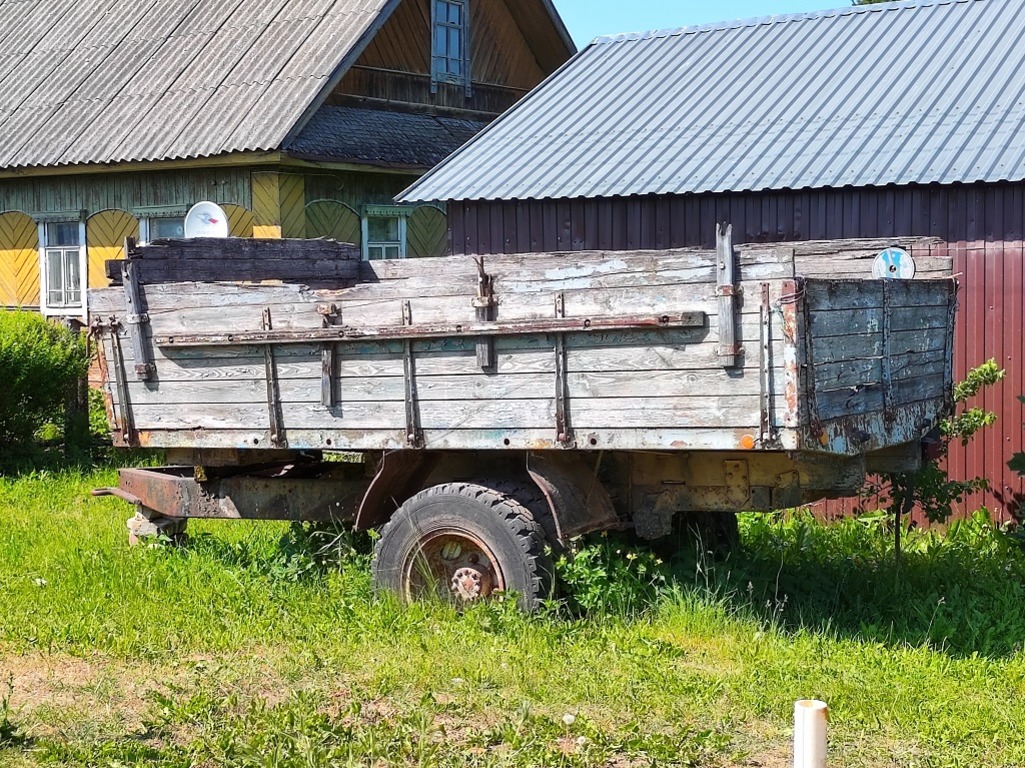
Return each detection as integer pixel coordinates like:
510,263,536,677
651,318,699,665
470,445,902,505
432,0,469,89
40,220,85,314
362,207,408,261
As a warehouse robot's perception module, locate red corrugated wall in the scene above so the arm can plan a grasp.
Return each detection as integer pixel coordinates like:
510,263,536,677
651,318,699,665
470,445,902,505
450,184,1025,521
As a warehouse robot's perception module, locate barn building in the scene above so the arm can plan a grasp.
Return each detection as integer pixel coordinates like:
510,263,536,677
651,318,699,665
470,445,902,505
400,0,1025,520
0,0,574,319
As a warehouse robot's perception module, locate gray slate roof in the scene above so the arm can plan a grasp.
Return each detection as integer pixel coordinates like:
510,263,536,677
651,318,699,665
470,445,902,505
286,105,488,168
0,0,392,169
400,0,1025,202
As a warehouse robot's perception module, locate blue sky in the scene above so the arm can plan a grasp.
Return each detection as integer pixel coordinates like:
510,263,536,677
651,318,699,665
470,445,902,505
556,0,855,45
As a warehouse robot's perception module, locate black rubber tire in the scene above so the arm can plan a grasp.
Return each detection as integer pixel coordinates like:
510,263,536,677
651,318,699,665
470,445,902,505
372,482,553,612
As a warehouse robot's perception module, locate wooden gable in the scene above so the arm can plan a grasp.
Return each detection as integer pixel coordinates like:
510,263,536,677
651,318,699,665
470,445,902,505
332,0,569,116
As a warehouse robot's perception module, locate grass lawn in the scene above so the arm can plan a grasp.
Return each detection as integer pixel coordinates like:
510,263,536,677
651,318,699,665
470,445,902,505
1,467,1024,767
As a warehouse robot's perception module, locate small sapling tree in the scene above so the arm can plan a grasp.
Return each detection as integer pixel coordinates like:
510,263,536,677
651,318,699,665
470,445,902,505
863,360,1004,558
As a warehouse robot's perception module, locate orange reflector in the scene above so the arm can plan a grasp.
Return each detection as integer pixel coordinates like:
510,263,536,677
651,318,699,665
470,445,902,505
740,434,756,450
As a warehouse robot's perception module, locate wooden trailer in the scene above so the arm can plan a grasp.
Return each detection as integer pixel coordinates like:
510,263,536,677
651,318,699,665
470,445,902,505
90,230,956,608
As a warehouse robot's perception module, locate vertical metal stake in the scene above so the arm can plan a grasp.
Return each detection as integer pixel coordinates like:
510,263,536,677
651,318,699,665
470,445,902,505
108,320,136,445
759,282,773,444
262,308,287,448
554,293,574,446
402,300,425,448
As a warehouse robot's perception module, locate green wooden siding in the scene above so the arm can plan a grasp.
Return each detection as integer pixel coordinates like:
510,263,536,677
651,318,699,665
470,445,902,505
0,168,253,216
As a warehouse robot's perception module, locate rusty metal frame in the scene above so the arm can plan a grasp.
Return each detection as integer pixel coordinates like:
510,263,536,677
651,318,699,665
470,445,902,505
262,308,287,448
473,256,497,369
402,300,425,448
354,450,440,530
319,303,341,407
554,292,574,447
96,464,368,522
526,451,619,540
759,282,774,445
107,320,136,446
120,259,155,381
153,311,708,347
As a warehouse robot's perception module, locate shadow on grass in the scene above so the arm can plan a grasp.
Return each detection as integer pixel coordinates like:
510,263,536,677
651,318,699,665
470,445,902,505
665,511,1025,659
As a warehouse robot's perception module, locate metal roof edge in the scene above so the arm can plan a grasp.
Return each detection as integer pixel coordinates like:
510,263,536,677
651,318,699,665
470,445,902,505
589,0,973,45
396,42,588,203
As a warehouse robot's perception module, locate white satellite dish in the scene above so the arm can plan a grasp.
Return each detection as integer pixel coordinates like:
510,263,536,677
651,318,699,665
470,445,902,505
184,201,229,239
872,247,916,280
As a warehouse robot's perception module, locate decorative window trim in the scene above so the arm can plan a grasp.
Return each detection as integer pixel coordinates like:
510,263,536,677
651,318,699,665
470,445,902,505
361,206,410,261
134,204,190,219
38,218,86,319
431,0,471,96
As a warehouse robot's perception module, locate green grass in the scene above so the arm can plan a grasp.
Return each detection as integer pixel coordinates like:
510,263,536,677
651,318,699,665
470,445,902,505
1,467,1025,766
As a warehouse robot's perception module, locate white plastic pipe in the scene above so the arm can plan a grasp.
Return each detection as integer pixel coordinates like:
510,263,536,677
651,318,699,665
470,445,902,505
793,699,828,768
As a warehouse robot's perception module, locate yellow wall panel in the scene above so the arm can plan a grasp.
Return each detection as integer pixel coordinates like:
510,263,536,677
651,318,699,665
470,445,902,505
86,209,139,289
0,211,40,307
222,204,255,238
252,172,306,238
305,200,361,246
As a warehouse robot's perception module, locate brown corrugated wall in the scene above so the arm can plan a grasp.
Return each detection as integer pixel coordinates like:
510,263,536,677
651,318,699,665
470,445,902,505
450,182,1025,521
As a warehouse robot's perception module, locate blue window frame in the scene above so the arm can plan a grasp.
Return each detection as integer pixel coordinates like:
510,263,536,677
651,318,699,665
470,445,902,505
432,0,469,92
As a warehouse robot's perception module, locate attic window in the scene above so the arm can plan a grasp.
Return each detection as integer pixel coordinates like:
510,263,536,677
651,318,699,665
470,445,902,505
432,0,470,93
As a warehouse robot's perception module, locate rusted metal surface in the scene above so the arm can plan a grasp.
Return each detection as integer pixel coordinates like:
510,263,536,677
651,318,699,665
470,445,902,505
758,282,773,445
526,451,619,540
107,321,136,447
553,293,573,447
262,308,287,449
154,311,709,347
355,451,440,531
112,464,366,522
120,260,155,381
407,530,502,603
473,257,497,369
401,300,425,449
779,278,805,443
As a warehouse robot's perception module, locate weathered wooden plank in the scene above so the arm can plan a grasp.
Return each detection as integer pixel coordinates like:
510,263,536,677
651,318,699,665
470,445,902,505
810,349,947,389
808,328,946,364
131,425,770,453
814,385,884,419
113,365,770,408
123,395,762,433
804,278,953,310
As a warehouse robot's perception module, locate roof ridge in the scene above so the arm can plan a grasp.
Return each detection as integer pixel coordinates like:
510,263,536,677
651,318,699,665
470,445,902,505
589,0,973,45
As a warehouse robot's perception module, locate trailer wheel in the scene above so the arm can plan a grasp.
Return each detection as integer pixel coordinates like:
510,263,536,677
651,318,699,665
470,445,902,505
372,482,553,611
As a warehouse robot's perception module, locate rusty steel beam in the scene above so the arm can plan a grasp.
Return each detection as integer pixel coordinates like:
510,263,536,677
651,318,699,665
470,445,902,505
153,311,708,348
109,465,368,521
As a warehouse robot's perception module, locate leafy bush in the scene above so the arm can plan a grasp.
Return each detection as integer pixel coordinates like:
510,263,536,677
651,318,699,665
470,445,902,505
555,533,671,615
0,310,88,454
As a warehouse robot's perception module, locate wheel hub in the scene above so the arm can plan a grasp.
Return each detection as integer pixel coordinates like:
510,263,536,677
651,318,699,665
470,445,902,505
450,565,493,600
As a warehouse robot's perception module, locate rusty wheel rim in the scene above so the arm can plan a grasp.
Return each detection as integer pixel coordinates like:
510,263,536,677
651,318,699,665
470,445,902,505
403,528,506,604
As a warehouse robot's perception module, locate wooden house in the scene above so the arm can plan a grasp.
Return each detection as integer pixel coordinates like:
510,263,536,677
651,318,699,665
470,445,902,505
400,0,1025,520
0,0,574,319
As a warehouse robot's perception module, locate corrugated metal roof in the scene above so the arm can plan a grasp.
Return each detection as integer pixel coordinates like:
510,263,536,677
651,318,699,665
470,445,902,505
0,0,394,169
285,105,488,167
399,0,1025,202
